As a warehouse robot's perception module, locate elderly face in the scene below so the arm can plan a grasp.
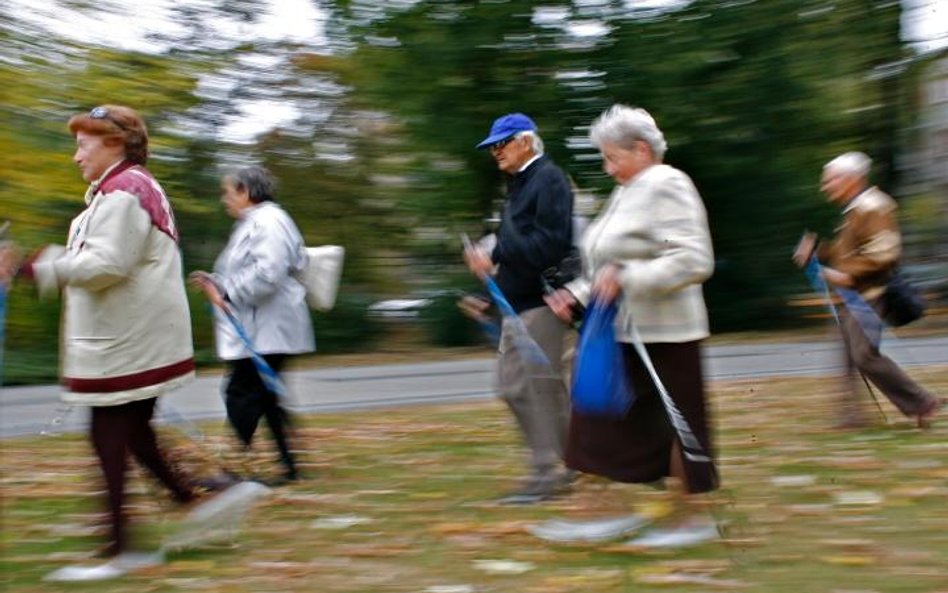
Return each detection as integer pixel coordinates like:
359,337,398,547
599,141,652,185
820,167,862,206
220,177,253,219
73,131,125,183
489,134,534,174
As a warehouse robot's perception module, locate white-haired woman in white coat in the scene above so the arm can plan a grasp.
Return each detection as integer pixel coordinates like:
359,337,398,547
546,105,719,548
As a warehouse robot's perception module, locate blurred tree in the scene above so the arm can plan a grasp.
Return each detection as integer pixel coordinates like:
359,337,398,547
320,0,909,330
0,0,919,383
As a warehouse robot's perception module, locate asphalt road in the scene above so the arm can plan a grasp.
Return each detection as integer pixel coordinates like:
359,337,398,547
2,336,945,438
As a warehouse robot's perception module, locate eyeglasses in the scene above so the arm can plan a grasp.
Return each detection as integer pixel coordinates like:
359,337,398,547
489,136,518,152
89,106,128,131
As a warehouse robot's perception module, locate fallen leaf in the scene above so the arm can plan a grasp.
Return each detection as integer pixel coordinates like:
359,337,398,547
472,559,535,574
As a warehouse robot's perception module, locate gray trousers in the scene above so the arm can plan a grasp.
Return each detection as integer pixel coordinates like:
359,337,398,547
497,305,571,477
838,303,937,423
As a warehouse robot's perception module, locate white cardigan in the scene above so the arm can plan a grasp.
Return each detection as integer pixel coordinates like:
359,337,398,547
212,202,315,360
566,164,714,344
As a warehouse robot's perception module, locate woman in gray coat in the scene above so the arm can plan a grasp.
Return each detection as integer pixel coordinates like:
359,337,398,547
191,166,314,484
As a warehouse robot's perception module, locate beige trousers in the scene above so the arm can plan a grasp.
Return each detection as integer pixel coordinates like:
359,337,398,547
497,305,572,477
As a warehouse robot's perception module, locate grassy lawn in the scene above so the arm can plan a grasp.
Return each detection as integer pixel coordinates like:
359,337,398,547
2,367,947,592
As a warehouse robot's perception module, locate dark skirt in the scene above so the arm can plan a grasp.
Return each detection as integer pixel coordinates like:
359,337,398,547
564,340,718,494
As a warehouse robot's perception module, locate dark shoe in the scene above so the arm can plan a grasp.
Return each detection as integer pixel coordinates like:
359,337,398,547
190,471,242,494
496,472,564,506
917,397,947,429
260,470,301,488
497,489,555,506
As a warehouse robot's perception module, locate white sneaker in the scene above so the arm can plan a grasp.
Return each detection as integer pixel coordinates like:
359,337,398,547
165,481,270,550
624,521,720,549
44,563,125,582
43,550,166,582
110,550,165,570
530,514,650,542
185,481,271,524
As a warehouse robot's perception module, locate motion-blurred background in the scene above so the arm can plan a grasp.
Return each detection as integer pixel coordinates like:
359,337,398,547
2,0,946,384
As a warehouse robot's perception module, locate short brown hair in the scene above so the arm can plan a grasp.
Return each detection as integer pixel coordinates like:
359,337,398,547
68,105,149,165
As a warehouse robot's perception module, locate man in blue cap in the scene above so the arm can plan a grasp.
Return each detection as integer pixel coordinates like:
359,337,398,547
465,113,575,504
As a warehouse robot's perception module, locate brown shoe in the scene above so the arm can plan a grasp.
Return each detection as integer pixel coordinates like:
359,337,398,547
917,397,947,429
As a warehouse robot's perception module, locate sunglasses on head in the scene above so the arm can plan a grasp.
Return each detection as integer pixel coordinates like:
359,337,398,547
89,106,128,131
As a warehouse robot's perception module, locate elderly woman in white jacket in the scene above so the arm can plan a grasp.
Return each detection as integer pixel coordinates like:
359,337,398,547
545,105,718,548
191,166,313,484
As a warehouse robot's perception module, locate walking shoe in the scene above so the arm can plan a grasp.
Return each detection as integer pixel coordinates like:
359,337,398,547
43,549,165,582
496,471,570,506
260,470,302,488
917,397,947,429
623,519,720,549
164,481,271,550
190,470,242,493
530,514,650,542
109,550,166,570
44,562,125,582
184,480,270,524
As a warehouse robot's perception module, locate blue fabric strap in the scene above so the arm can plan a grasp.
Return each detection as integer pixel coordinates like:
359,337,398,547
220,305,287,398
804,256,883,348
484,276,552,369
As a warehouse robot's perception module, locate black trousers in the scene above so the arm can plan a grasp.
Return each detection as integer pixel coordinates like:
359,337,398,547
90,398,195,556
224,355,296,475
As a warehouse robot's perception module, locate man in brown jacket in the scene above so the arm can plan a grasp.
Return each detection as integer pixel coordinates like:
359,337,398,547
793,152,943,428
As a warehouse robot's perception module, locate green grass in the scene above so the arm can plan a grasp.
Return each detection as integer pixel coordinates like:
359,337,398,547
2,368,947,592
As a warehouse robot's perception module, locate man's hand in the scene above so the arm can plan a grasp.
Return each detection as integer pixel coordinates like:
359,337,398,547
792,232,817,268
457,294,491,323
188,271,227,309
821,266,854,288
544,287,578,324
463,245,494,280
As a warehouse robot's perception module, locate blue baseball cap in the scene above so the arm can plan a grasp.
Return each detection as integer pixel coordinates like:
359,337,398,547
476,113,537,149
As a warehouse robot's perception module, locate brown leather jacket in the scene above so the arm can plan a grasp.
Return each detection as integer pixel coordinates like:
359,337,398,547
817,186,900,299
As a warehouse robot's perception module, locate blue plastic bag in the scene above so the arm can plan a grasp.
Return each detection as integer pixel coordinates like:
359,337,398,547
571,299,634,417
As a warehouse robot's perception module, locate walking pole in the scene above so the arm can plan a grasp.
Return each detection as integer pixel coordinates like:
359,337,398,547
804,257,887,423
628,324,712,464
462,233,555,374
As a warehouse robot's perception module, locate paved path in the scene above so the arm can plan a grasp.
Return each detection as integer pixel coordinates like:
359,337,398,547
2,337,945,438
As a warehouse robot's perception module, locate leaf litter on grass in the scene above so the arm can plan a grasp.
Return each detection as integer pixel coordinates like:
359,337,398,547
1,369,947,592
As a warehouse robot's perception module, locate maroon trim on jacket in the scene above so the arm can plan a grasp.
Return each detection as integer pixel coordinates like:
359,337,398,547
98,162,179,242
63,358,195,393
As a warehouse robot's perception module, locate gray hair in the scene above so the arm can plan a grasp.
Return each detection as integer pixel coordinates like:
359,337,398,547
517,130,544,155
225,165,277,203
823,152,872,178
589,104,667,160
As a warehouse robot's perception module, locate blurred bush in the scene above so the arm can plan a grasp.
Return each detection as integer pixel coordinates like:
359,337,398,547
418,290,486,348
3,283,61,385
311,292,384,354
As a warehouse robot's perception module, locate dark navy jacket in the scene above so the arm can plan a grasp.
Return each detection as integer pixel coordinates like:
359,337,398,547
491,155,574,312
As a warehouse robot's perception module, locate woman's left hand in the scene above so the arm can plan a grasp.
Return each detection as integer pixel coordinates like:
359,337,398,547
591,263,622,304
188,271,226,309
